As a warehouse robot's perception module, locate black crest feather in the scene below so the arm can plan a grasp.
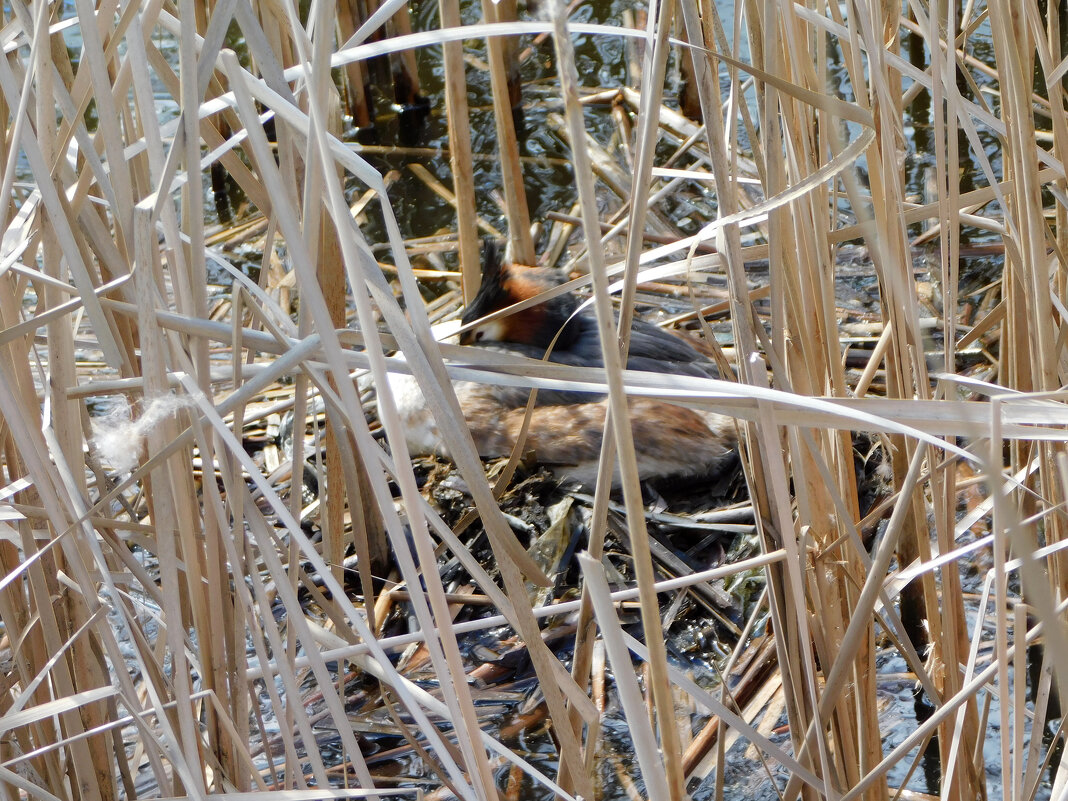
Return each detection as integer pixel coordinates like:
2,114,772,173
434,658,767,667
461,238,507,327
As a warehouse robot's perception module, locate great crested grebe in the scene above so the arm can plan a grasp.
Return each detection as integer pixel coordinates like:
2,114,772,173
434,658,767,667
388,241,737,487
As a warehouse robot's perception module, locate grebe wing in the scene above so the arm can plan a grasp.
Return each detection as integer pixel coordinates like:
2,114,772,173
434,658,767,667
625,319,720,379
460,342,608,409
564,314,718,377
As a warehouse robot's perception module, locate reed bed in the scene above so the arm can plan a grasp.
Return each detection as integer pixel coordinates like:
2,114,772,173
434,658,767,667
0,0,1066,799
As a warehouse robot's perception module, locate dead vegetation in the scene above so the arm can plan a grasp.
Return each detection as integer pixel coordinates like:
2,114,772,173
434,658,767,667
1,0,1067,800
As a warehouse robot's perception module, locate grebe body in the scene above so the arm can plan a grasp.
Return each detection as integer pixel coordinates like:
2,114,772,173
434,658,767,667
386,242,736,486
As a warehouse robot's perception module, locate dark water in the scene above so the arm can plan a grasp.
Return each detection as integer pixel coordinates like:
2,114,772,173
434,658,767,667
346,10,607,267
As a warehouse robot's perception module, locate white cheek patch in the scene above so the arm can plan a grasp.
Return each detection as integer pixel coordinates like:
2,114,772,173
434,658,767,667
472,319,507,343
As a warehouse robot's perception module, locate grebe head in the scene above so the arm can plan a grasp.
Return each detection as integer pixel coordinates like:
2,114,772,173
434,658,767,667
460,239,581,349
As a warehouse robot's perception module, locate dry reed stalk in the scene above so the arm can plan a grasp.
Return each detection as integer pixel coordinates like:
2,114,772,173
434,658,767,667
548,1,697,797
564,2,735,797
336,1,374,129
478,2,534,265
769,0,887,789
436,0,481,302
3,0,1068,799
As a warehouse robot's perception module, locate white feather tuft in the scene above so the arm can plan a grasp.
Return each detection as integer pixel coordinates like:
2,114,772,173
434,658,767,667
91,395,192,474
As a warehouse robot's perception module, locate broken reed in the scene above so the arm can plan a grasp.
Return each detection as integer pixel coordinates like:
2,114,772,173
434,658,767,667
0,0,1067,800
